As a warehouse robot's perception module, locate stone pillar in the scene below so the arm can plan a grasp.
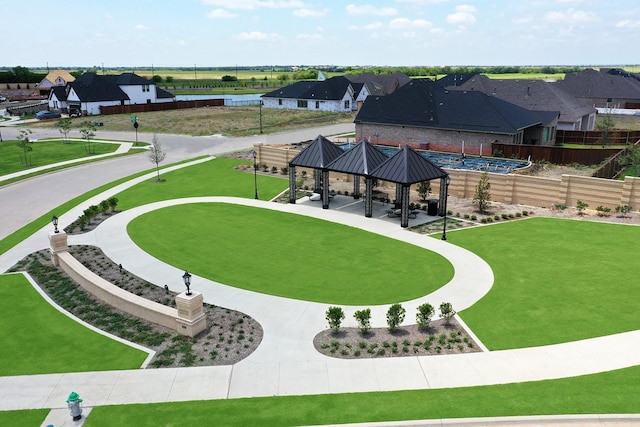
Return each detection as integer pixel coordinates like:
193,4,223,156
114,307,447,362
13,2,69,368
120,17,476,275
289,166,297,204
49,232,68,267
175,291,207,337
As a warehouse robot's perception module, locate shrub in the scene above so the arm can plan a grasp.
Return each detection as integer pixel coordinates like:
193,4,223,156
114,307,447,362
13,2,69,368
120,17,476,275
386,303,405,332
416,303,435,329
616,205,632,217
515,212,522,218
576,200,588,215
480,218,487,224
107,196,118,211
494,215,500,221
471,215,477,220
439,302,456,325
99,199,110,213
447,210,453,215
596,205,612,217
280,166,288,175
501,213,508,219
354,308,371,334
522,210,529,216
463,214,470,219
271,166,278,174
486,217,493,223
325,306,345,333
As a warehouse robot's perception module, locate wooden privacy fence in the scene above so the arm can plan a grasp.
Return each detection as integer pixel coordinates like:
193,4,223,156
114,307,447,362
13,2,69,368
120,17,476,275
100,99,224,115
556,130,640,146
492,143,620,166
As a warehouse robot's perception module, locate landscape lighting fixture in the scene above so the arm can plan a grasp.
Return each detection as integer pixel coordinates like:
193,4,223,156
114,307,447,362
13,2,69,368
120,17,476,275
51,215,59,233
182,271,192,296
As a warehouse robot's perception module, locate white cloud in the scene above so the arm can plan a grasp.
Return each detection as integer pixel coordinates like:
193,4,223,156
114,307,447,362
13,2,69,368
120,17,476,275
395,0,450,4
296,33,323,40
201,0,304,10
544,8,597,24
349,21,385,30
206,8,238,18
346,4,398,16
293,8,329,18
233,31,281,41
134,24,150,30
555,0,585,3
389,18,433,30
512,17,533,25
446,5,477,25
616,20,640,29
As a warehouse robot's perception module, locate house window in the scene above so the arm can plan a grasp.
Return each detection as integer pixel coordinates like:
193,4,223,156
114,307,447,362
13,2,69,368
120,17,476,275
315,101,320,109
297,100,308,108
344,100,350,109
278,99,282,105
142,84,150,92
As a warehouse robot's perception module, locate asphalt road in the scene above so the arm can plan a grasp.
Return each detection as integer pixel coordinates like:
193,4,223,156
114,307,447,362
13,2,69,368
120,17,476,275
0,123,354,241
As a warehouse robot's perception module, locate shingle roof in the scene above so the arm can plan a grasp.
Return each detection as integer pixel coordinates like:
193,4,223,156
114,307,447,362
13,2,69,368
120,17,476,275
116,73,152,85
370,145,448,184
554,68,640,100
262,76,354,101
41,70,76,85
70,73,129,102
156,87,175,99
50,86,67,101
437,73,478,87
326,139,389,176
355,79,557,135
451,75,595,124
289,135,345,169
345,71,411,95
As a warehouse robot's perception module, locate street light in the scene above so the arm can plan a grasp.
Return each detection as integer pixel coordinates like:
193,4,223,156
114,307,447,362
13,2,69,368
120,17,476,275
51,215,59,234
252,150,259,200
441,175,451,241
182,271,192,296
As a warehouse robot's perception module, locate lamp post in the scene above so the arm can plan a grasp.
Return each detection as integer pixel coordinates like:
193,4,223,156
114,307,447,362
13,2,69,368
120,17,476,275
182,271,192,296
441,175,451,241
252,150,259,200
51,215,59,233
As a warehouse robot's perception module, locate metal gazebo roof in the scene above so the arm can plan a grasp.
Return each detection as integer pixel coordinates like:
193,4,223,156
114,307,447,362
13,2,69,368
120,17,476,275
326,139,389,176
370,144,448,184
288,135,344,169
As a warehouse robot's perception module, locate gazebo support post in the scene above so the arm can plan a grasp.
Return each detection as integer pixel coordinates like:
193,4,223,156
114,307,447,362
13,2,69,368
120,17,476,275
353,176,361,199
438,177,448,216
322,169,330,209
364,177,373,217
288,165,297,204
314,169,322,193
400,185,410,228
395,184,402,209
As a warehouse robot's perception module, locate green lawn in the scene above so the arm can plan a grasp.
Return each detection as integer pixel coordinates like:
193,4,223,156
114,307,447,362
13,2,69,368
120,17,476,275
128,203,453,304
451,217,640,349
0,273,148,375
0,138,119,176
116,157,288,209
0,409,49,427
85,364,640,426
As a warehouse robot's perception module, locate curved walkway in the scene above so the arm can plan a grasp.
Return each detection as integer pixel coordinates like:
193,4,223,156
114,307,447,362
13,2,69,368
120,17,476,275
1,196,639,413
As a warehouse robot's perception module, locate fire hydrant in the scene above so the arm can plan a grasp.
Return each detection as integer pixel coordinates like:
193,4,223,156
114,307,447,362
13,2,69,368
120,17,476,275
66,391,83,421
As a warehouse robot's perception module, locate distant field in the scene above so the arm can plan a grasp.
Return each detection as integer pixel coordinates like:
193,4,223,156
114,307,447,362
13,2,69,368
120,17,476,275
483,72,566,81
32,107,354,137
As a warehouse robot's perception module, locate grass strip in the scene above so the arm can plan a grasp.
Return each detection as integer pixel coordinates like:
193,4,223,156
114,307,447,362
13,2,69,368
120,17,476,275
0,409,49,427
85,364,640,426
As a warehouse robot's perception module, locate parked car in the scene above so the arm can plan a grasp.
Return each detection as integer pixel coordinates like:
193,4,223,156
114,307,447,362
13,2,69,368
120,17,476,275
0,95,7,102
36,110,62,120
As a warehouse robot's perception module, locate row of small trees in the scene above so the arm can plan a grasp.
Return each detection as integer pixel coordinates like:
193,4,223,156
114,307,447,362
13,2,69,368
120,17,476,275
76,197,118,230
326,302,456,334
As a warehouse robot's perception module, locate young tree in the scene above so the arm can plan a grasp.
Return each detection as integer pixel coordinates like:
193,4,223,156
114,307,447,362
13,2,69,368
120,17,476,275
596,113,615,147
16,129,33,166
386,303,405,332
576,200,588,215
325,306,345,333
439,302,456,325
58,117,72,144
148,134,167,182
353,308,371,334
79,121,96,154
618,144,640,177
416,181,431,201
473,172,491,214
416,303,435,329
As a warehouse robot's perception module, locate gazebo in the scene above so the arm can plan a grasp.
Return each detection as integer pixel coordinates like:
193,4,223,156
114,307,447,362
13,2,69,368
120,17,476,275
288,136,449,228
288,135,344,209
369,145,449,228
325,139,389,218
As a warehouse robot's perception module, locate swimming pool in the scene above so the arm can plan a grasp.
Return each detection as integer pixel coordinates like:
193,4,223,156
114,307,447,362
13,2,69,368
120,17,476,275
338,144,530,174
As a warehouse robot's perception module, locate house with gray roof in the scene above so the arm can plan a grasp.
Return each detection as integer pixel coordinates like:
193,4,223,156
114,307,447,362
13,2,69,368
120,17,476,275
262,76,366,112
344,71,411,97
57,72,175,115
553,68,640,109
355,79,559,155
449,75,597,131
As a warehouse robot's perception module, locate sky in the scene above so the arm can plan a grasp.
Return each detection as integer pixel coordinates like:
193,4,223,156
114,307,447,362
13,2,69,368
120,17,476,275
2,0,639,68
